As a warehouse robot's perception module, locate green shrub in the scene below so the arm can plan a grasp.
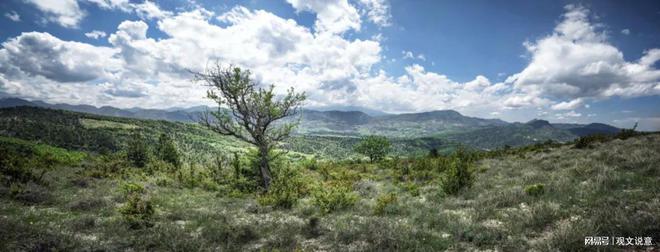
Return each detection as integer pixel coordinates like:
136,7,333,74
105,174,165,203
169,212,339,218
126,131,149,168
574,134,609,149
524,183,545,197
156,133,181,168
118,182,154,229
258,165,310,208
401,182,420,196
354,135,391,162
313,182,358,214
0,136,85,185
302,157,319,170
374,192,398,215
616,122,639,140
441,150,473,195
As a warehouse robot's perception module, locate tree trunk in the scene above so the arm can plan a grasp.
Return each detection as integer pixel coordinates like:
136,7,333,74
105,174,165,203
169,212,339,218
258,146,272,191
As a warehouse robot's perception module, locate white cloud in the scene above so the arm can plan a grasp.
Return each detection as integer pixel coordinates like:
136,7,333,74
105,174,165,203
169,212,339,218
358,0,392,27
133,1,172,19
25,0,86,28
508,5,660,102
0,32,120,82
84,30,107,39
555,110,582,120
402,50,414,59
84,0,131,11
550,98,584,110
286,0,361,34
0,5,382,109
621,28,630,35
5,11,21,22
2,2,657,122
401,50,425,61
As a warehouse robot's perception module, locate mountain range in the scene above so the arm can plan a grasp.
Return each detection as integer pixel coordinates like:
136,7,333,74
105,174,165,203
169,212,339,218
0,97,621,149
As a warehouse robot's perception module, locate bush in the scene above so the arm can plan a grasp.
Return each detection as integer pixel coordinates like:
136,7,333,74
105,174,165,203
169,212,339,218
118,182,154,229
156,133,181,169
354,135,391,162
616,122,639,140
257,165,310,208
441,150,473,195
524,183,545,197
574,134,609,149
126,131,149,168
374,192,398,215
313,182,358,214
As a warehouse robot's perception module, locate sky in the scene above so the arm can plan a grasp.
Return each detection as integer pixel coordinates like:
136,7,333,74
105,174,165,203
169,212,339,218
0,0,659,130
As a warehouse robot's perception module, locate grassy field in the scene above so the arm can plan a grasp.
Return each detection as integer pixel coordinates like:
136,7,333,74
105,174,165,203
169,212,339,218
1,131,658,251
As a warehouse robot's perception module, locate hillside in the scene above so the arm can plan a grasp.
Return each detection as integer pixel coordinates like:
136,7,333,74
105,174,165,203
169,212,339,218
0,98,621,147
0,106,463,159
1,128,657,251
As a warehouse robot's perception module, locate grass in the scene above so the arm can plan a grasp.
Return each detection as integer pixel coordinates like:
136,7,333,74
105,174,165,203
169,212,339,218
80,118,139,130
0,134,658,251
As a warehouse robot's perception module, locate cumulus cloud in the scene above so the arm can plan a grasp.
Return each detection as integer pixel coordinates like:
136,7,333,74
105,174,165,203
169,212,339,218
84,30,107,39
286,0,361,34
0,32,120,82
5,11,20,22
507,5,660,103
358,0,392,27
2,2,658,120
0,4,382,109
25,0,86,28
550,98,584,110
621,28,630,35
133,1,172,19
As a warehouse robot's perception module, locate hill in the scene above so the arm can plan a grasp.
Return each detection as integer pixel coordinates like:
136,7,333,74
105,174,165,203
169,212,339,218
0,106,461,159
0,98,623,149
1,127,657,251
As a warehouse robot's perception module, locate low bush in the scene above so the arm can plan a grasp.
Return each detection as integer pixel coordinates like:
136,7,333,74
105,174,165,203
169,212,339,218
118,182,154,229
574,134,609,149
441,150,474,195
313,182,358,214
524,183,545,197
258,165,310,208
374,192,398,215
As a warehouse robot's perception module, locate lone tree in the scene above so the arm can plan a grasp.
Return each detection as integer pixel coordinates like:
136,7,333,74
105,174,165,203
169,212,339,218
354,135,391,162
194,65,305,191
156,133,181,169
127,131,149,168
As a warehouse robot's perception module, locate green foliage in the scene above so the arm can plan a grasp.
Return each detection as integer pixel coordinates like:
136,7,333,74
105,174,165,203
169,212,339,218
616,122,639,140
524,183,545,197
0,136,85,185
126,131,149,168
118,182,154,229
156,133,181,168
354,135,391,162
374,192,398,215
257,165,310,208
312,182,358,214
441,149,474,195
574,134,608,149
196,65,306,191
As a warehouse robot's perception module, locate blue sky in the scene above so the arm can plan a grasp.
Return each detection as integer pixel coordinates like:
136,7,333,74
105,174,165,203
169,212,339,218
0,0,659,130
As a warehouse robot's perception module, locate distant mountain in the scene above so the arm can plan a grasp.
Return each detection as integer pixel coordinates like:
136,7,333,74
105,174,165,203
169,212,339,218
0,98,201,122
309,105,389,117
0,97,622,149
526,119,553,129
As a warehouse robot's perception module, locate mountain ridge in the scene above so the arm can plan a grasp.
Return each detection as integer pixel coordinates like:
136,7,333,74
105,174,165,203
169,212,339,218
0,97,622,145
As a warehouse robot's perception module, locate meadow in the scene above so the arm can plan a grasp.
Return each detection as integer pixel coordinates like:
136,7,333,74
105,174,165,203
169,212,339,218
1,107,658,251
